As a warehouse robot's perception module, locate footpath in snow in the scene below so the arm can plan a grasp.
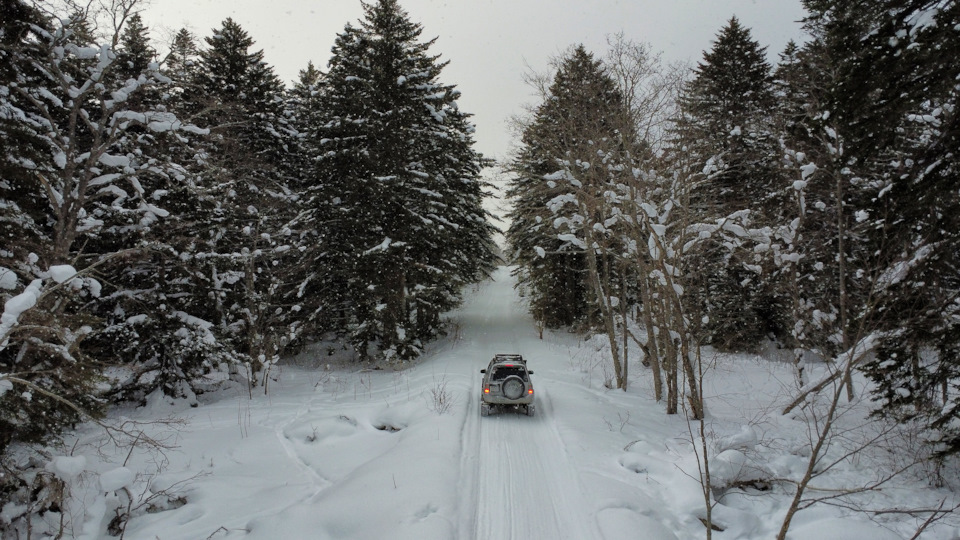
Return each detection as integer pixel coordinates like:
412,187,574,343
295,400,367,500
32,267,960,539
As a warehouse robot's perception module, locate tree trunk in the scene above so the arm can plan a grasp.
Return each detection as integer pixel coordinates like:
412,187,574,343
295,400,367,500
244,255,263,392
584,234,624,389
621,273,629,391
680,336,704,419
633,255,664,401
664,330,679,414
834,168,856,401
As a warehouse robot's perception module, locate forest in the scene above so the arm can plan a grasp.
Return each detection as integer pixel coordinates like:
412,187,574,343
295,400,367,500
1,0,959,537
506,2,959,453
1,0,496,499
503,2,960,533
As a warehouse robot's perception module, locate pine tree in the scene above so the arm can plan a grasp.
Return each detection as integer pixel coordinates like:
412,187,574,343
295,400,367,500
0,0,93,456
679,17,777,210
0,2,204,450
160,28,203,174
0,0,50,257
287,61,323,189
506,46,628,329
306,0,494,361
513,45,638,384
803,0,960,455
36,12,232,403
182,19,307,385
163,28,200,99
763,1,960,456
114,13,154,80
409,93,498,338
674,17,783,351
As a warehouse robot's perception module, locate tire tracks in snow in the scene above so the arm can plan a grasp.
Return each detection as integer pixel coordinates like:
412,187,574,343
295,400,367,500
466,385,598,539
273,394,332,504
455,369,482,539
450,274,599,539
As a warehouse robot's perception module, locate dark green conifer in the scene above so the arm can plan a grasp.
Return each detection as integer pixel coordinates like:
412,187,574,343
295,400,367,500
674,17,782,350
306,0,495,361
506,46,632,329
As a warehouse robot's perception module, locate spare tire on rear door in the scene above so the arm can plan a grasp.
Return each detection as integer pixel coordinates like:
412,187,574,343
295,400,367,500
502,376,525,400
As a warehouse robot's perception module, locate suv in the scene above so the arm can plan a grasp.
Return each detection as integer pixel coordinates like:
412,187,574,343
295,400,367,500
480,354,535,416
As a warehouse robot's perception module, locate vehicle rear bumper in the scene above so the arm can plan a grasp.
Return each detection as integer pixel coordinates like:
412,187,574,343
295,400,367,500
482,395,534,405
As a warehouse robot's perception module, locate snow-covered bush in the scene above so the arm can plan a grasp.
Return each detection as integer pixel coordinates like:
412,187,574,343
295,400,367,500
90,306,237,404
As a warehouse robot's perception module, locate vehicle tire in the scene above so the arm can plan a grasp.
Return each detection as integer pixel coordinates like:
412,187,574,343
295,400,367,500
480,403,491,417
526,404,535,416
502,376,525,400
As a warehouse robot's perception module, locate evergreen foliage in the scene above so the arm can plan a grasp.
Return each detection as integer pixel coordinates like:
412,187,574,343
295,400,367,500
305,0,495,361
678,17,779,211
163,27,200,91
501,10,960,455
114,13,155,82
0,0,203,450
186,18,307,383
287,61,323,178
505,46,632,329
801,0,960,455
673,17,783,351
0,0,495,519
80,15,231,403
4,0,958,526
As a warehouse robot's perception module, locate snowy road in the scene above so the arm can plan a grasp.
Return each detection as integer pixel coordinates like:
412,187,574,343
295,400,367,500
452,269,597,539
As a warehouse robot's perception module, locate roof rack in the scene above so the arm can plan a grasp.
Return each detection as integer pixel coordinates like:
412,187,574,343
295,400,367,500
493,353,525,364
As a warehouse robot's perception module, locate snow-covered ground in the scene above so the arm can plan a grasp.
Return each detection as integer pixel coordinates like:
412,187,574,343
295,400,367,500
23,268,960,539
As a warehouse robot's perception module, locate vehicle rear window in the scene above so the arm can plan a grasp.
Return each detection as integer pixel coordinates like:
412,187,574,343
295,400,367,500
492,366,526,380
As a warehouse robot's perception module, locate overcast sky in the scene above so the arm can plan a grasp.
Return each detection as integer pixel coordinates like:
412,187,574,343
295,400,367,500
143,0,807,161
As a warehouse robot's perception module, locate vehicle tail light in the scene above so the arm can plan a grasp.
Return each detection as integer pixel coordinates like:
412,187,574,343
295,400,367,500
484,387,490,394
528,388,534,394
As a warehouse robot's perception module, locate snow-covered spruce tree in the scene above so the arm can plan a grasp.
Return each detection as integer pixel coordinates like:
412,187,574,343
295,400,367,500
74,14,238,404
766,3,960,535
0,0,50,245
772,0,959,402
0,2,205,453
508,45,638,387
767,35,871,387
796,0,960,457
183,18,308,388
767,40,822,382
163,27,200,91
0,0,95,456
111,13,153,83
160,28,204,167
409,94,498,338
287,61,323,188
305,0,495,362
277,62,338,349
505,142,591,329
673,17,784,352
505,47,609,330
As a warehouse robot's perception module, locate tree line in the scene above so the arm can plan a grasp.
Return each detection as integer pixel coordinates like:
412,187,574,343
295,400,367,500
505,0,960,460
0,0,496,466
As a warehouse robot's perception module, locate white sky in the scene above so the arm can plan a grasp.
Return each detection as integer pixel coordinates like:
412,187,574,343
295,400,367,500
143,0,807,162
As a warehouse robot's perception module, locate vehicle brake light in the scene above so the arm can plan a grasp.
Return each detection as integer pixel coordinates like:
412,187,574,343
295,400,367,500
484,388,490,394
528,388,534,394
